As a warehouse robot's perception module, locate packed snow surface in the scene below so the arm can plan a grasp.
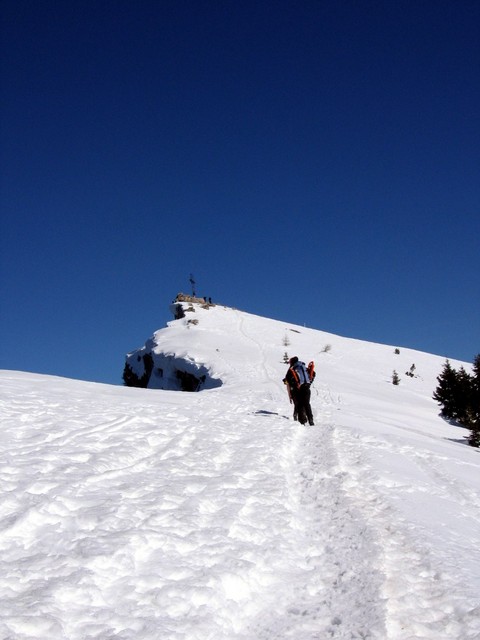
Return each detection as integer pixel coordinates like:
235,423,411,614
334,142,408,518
1,303,479,639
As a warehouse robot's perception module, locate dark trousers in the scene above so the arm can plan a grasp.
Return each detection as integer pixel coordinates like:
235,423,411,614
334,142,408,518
292,384,314,425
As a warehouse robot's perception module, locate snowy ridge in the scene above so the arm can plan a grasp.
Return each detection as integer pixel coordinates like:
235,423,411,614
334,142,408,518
1,303,479,639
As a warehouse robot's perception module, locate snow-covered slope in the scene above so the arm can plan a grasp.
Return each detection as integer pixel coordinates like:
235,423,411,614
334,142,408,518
1,303,479,640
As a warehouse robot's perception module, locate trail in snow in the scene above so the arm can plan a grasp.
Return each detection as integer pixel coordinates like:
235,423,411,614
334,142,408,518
231,313,386,638
247,421,386,640
1,303,479,639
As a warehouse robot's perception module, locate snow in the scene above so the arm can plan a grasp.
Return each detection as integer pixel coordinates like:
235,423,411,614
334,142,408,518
1,302,479,640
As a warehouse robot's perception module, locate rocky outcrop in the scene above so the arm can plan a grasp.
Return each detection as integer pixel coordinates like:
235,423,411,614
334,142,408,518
174,293,208,304
123,300,221,391
171,293,215,320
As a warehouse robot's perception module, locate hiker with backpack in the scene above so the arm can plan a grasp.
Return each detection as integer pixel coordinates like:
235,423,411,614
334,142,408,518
283,356,315,425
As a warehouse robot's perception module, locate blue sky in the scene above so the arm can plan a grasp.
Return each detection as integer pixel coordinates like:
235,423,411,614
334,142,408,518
1,0,479,385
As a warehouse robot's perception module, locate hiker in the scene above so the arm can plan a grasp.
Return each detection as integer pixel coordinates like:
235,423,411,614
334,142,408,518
283,356,315,425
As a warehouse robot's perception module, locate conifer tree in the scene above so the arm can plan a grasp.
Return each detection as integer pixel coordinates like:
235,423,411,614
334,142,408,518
456,367,474,424
433,355,480,447
433,360,459,419
468,354,480,446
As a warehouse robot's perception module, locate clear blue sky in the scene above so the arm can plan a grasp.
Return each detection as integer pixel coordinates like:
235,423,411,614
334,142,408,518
1,0,479,385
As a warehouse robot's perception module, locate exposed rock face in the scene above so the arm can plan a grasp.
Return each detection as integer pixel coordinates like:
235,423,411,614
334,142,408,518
123,350,220,391
174,293,207,304
122,353,154,388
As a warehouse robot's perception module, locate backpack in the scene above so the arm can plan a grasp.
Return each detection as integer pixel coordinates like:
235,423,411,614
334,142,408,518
290,361,310,388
